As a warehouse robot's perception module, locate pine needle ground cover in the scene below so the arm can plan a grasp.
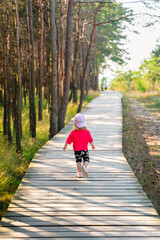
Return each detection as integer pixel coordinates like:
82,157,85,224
0,90,99,220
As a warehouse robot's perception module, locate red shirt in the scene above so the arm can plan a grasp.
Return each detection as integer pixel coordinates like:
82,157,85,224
66,129,93,151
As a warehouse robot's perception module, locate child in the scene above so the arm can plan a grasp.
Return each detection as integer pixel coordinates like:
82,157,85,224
63,113,95,178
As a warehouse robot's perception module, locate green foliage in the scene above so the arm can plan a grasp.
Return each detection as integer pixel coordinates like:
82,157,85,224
111,45,160,93
88,1,132,70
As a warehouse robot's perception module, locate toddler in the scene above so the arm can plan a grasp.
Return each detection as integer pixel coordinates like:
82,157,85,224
63,113,95,178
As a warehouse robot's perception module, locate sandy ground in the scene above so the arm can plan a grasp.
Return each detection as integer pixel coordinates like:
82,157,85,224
122,97,160,215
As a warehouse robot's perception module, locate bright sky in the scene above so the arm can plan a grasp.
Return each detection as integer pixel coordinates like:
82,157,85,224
100,0,160,83
120,0,160,70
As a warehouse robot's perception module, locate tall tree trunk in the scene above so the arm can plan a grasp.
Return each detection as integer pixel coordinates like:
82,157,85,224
59,0,65,104
72,4,80,103
58,0,74,131
6,0,12,144
25,0,32,135
49,0,58,138
29,0,36,138
77,4,102,113
3,31,7,136
13,0,22,153
95,64,99,91
91,50,96,90
0,89,3,106
86,63,90,97
38,0,44,121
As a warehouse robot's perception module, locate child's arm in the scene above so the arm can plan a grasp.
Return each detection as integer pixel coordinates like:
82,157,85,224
63,142,68,151
90,142,95,150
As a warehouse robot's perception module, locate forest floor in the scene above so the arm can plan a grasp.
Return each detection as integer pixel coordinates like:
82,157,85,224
122,92,160,215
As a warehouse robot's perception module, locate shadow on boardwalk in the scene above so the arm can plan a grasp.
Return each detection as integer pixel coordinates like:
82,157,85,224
0,90,160,239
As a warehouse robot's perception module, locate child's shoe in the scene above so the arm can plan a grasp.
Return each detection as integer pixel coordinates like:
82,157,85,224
80,166,88,178
76,173,82,178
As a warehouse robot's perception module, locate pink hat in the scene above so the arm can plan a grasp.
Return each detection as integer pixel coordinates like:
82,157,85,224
74,113,86,128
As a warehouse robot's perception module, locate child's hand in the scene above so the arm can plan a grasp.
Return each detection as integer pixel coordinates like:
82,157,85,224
91,142,95,150
63,142,68,151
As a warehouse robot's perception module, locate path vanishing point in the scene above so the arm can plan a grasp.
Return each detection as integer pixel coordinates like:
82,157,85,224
0,90,160,239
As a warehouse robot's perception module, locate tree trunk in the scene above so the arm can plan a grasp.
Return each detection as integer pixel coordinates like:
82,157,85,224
25,0,32,135
77,4,102,113
6,0,12,144
38,0,44,121
59,0,65,104
58,0,75,131
72,4,80,103
49,0,58,138
3,31,7,136
77,25,96,113
0,89,3,106
29,0,36,138
95,67,99,91
86,63,90,97
91,51,96,90
13,0,22,153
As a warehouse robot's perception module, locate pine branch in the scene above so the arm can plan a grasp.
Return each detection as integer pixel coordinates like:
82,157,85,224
74,0,155,4
74,1,113,3
95,12,160,26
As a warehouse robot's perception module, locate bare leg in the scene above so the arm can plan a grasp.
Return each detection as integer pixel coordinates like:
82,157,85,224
76,162,82,174
83,161,88,170
80,161,89,178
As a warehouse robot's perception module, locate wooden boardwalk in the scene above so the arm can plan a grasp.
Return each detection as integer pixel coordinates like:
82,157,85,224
0,91,160,239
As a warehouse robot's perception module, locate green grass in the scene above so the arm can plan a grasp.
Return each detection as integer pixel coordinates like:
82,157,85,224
137,93,160,106
0,90,99,220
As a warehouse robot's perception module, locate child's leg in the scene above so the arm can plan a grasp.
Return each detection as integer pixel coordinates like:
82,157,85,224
74,151,82,177
81,150,89,178
83,150,89,169
83,160,88,169
76,162,82,174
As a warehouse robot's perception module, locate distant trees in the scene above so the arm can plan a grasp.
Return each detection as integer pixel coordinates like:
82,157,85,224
0,0,130,153
111,45,160,93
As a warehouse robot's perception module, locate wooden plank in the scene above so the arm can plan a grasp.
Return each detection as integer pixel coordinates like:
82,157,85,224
6,205,157,212
14,191,147,197
4,209,158,217
1,225,160,232
1,216,160,227
13,195,152,201
10,199,153,205
1,230,160,238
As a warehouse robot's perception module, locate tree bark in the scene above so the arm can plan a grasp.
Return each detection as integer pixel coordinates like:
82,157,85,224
72,4,81,103
13,0,22,153
0,89,3,106
29,0,36,138
6,0,12,144
25,0,32,135
59,0,65,104
58,0,75,131
49,0,58,138
38,0,44,121
3,28,7,136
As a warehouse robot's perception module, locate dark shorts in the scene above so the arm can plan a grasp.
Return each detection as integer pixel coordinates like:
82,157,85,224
74,150,89,163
